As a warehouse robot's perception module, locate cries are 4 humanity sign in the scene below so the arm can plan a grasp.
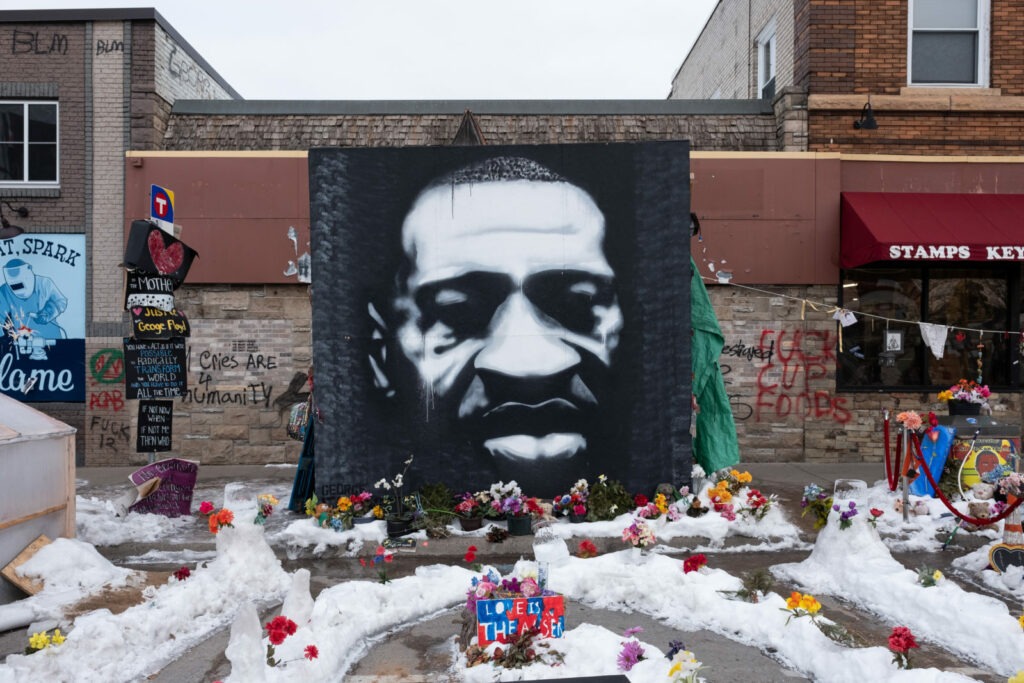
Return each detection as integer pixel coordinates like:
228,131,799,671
0,234,86,401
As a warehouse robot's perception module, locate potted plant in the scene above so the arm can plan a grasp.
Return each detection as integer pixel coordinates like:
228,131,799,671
938,379,990,415
553,478,589,523
455,492,488,531
350,490,376,524
375,454,416,538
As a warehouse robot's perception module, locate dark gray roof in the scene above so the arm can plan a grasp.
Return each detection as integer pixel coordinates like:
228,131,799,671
171,99,773,116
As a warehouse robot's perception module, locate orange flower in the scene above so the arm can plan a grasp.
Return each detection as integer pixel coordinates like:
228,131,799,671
217,508,234,526
208,513,219,534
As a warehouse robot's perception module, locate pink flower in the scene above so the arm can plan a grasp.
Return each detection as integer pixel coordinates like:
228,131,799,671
520,578,540,597
304,644,319,660
888,626,918,654
198,501,214,515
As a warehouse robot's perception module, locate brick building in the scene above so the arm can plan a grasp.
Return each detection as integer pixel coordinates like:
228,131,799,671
5,5,1024,471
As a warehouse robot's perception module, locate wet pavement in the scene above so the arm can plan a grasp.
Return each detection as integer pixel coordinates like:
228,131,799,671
0,462,1016,681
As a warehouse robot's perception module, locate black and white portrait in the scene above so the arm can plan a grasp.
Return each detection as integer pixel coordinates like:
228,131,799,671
309,142,691,497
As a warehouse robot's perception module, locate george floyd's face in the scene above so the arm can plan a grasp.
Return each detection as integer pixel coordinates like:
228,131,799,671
391,178,624,467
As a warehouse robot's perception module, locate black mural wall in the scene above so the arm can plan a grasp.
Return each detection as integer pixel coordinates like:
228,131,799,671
309,142,691,498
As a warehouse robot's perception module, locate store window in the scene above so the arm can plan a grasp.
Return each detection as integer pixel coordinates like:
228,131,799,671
0,101,59,185
908,0,989,86
838,264,1016,390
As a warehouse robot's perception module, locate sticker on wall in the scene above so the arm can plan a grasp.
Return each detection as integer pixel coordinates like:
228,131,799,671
130,306,190,340
0,234,86,401
124,271,176,312
123,220,198,287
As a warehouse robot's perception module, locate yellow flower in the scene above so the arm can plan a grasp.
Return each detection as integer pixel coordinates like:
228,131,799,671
28,632,50,650
938,390,953,402
1010,671,1024,683
50,629,65,645
732,470,753,484
668,661,681,677
655,493,669,514
372,504,384,519
336,497,353,512
799,594,821,614
786,591,801,610
1018,614,1024,630
932,570,944,582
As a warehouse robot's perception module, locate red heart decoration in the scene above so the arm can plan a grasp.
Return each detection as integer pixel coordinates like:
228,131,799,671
148,229,185,275
132,307,142,315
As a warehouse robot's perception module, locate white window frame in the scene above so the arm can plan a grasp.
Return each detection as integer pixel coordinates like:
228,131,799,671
756,21,777,99
0,100,60,188
907,0,990,87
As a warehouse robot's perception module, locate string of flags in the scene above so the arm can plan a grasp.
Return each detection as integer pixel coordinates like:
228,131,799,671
701,275,1021,361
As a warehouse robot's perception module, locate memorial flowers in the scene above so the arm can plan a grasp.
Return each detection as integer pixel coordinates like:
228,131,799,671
621,518,656,549
207,507,234,534
917,566,943,587
25,629,65,654
682,553,708,574
938,379,990,406
616,626,646,672
867,507,884,528
667,647,704,683
888,626,919,669
833,500,858,530
739,488,776,521
800,483,833,529
783,591,821,624
577,539,599,558
376,454,415,522
253,493,279,525
359,545,395,584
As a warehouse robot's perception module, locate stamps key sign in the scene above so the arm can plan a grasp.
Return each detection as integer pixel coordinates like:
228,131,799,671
130,306,190,340
123,338,187,399
123,220,198,287
137,399,173,452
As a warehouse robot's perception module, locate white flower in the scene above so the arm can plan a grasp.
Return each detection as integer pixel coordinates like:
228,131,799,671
374,478,389,490
691,464,707,479
393,473,404,489
598,474,608,484
404,455,414,466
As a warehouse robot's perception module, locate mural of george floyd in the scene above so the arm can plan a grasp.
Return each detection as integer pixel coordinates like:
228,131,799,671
308,142,692,499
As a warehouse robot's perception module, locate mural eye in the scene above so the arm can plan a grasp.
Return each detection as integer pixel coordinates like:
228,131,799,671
524,271,615,335
414,273,512,340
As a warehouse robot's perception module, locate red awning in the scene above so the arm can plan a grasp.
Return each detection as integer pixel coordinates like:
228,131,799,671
840,192,1024,269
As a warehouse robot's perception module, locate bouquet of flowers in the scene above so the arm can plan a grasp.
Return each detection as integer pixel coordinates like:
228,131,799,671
350,491,375,518
982,464,1023,501
621,518,657,549
715,468,753,495
465,568,549,612
499,494,542,518
455,493,485,519
553,478,590,517
738,488,776,521
800,483,833,529
938,379,990,406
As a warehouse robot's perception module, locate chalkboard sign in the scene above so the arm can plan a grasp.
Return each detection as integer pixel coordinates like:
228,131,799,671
129,306,190,340
124,338,187,399
137,399,173,452
124,271,175,312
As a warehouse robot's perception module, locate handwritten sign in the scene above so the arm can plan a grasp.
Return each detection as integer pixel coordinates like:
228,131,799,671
123,338,187,399
129,306,190,340
136,399,173,452
127,458,199,517
124,271,175,312
476,595,565,646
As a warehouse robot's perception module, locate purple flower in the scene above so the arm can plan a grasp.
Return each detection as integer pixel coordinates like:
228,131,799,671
624,626,644,638
832,504,840,512
617,640,646,671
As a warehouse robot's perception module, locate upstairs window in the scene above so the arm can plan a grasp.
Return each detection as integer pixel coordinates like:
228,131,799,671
756,23,777,100
909,0,989,86
0,101,59,186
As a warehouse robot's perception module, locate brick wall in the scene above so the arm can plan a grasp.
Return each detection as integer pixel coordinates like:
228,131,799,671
670,0,750,99
153,24,230,103
711,284,1023,463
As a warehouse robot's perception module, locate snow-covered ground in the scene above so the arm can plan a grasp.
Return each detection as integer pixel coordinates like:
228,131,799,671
1,477,1022,682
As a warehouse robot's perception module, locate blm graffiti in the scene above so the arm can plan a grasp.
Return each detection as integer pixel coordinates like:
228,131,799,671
309,142,693,497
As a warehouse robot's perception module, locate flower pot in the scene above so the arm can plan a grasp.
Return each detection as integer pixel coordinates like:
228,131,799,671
458,516,484,532
353,516,376,525
386,516,414,538
627,546,649,564
506,514,533,536
947,401,981,416
569,513,586,524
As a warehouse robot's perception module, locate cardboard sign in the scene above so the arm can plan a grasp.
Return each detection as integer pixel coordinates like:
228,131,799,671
123,220,198,286
123,338,187,399
127,458,199,518
951,436,1018,487
124,271,176,311
137,399,173,452
130,306,190,340
476,594,565,646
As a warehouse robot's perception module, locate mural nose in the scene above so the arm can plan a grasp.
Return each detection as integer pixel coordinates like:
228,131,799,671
474,293,580,378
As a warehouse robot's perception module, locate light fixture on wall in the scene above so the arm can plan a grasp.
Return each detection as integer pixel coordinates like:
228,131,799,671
853,103,878,130
0,202,29,240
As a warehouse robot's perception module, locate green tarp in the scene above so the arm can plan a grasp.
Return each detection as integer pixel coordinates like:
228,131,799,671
691,258,740,474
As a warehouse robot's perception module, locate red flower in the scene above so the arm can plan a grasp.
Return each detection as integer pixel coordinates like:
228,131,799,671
359,558,366,567
634,494,649,508
682,553,708,574
265,615,298,644
887,626,918,654
870,508,884,518
198,501,214,515
577,539,599,558
304,644,319,660
173,565,191,581
267,627,287,646
464,545,478,563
